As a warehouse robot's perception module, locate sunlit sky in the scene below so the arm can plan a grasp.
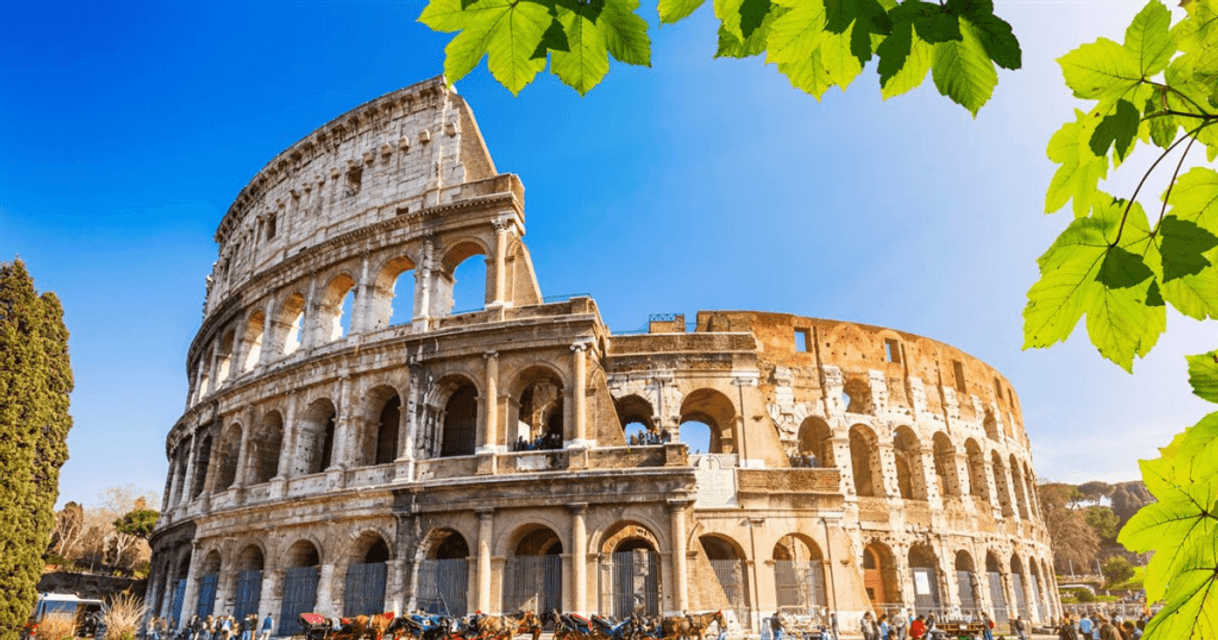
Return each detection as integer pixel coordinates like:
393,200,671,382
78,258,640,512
2,0,1212,509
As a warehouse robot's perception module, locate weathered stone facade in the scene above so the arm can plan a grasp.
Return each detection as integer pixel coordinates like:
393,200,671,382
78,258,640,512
149,77,1059,637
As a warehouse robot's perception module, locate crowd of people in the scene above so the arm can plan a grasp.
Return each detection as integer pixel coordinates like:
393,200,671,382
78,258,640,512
141,613,275,640
511,432,564,451
1055,612,1147,640
627,429,672,447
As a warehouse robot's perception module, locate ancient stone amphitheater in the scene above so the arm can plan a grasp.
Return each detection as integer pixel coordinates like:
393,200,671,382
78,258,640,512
148,77,1059,637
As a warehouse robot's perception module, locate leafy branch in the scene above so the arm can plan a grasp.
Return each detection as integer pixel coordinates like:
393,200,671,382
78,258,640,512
1024,0,1218,635
418,0,1021,114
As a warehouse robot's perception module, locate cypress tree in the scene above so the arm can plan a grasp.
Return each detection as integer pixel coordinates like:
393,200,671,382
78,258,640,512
0,259,73,640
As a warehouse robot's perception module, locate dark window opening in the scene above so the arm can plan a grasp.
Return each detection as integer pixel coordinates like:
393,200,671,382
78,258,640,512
345,166,363,197
884,339,901,364
266,214,277,241
320,415,336,471
994,377,1003,400
953,360,967,393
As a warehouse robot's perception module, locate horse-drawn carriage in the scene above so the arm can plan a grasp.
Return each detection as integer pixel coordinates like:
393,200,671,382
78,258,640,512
291,609,727,640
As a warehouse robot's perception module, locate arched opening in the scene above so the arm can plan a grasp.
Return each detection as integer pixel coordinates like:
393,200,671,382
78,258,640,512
679,420,713,455
194,352,211,404
1010,554,1029,621
345,533,390,617
169,551,191,626
419,529,470,616
964,439,988,500
196,551,221,619
842,376,874,414
369,256,416,329
955,551,978,616
233,544,264,620
215,330,235,387
375,395,401,465
601,522,662,618
893,426,927,500
699,535,750,624
862,542,898,607
514,367,565,451
172,438,191,505
215,423,243,491
932,432,961,498
440,241,489,316
991,452,1014,517
983,409,1000,441
679,389,737,455
849,425,884,497
615,395,662,446
318,274,357,343
1010,455,1030,519
190,435,213,500
908,544,942,611
241,310,265,372
276,293,306,356
440,383,478,457
248,411,284,484
279,540,321,634
796,417,834,468
503,526,563,614
986,552,1009,626
1028,559,1045,623
297,399,338,475
773,534,826,614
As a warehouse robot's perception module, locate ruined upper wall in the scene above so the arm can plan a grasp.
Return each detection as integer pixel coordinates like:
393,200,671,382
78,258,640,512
201,77,507,317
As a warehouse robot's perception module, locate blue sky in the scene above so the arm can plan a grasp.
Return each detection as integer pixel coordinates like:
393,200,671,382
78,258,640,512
2,0,1211,508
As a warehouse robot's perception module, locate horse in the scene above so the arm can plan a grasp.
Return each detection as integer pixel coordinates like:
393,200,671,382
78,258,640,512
685,612,726,640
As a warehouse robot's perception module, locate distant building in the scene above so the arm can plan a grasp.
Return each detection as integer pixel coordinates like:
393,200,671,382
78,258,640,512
148,77,1059,635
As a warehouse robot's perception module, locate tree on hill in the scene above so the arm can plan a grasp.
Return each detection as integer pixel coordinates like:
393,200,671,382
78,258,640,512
0,259,73,640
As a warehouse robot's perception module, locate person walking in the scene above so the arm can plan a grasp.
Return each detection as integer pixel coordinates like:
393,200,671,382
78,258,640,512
1079,613,1093,640
770,613,784,640
1013,616,1028,640
861,612,878,640
909,615,926,640
981,612,994,640
894,608,907,640
258,615,273,640
878,614,890,640
1059,615,1079,640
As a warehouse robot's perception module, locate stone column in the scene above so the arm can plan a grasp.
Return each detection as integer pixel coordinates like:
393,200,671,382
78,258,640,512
920,445,941,503
277,402,298,480
397,361,422,481
179,544,204,625
569,343,589,447
480,351,499,453
476,509,494,613
234,413,253,488
490,216,511,308
257,300,275,368
413,238,434,332
351,256,372,335
315,563,338,618
257,570,280,632
331,375,354,470
179,438,200,506
570,503,588,615
877,441,900,499
668,500,689,613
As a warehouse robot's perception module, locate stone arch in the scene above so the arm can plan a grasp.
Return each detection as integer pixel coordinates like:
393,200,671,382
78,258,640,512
214,422,243,491
511,365,566,448
849,424,884,497
274,292,307,356
369,255,417,329
353,384,402,466
964,438,988,500
842,375,874,414
932,432,961,498
797,417,834,467
985,551,1008,624
279,540,322,634
416,528,471,617
215,329,236,387
231,542,265,619
247,410,284,484
1009,552,1030,620
436,376,479,458
598,520,665,556
297,398,338,475
1028,558,1046,622
862,541,898,606
317,272,357,343
285,539,323,568
601,521,663,618
190,433,213,499
679,388,738,455
615,394,656,443
423,527,472,560
503,523,564,614
349,529,394,563
343,530,392,617
955,550,980,614
439,239,490,315
1010,454,1030,519
772,533,827,612
991,451,1014,517
893,426,928,500
236,543,266,571
699,534,751,622
196,549,223,618
240,309,265,372
908,543,943,610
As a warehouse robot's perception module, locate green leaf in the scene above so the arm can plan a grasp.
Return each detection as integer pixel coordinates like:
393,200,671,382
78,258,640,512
876,18,913,87
1089,98,1141,159
766,0,829,64
658,0,706,23
823,0,892,64
931,17,998,116
739,0,774,39
1145,95,1179,148
1058,38,1142,105
420,0,475,32
1160,216,1218,281
946,0,1020,69
1168,167,1218,236
775,26,862,99
600,0,651,66
1045,109,1109,216
881,30,932,99
1124,0,1175,77
532,17,571,59
436,0,551,93
1095,245,1154,288
1187,350,1218,403
550,8,608,94
717,5,785,58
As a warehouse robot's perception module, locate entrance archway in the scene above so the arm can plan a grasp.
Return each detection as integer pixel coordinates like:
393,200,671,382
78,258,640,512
700,535,750,625
418,529,470,616
772,534,826,614
503,526,563,614
862,543,897,607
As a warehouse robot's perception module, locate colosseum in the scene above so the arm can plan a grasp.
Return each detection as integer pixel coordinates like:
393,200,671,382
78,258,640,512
148,76,1060,637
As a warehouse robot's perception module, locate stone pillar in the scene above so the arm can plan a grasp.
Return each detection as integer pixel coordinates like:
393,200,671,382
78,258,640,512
570,503,588,615
413,238,434,332
179,438,200,506
331,375,354,470
490,217,511,308
277,402,297,480
257,300,275,368
234,414,253,489
920,446,941,503
179,544,204,625
480,351,499,453
316,563,337,618
569,342,589,447
386,559,405,615
257,570,280,632
668,500,689,613
476,509,494,613
397,361,422,481
351,256,372,335
877,441,900,499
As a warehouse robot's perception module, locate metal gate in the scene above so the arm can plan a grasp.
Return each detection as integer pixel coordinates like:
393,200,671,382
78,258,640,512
602,550,660,618
956,571,977,614
279,566,320,634
774,561,826,613
196,574,219,618
1029,576,1042,621
988,572,1009,625
171,579,187,626
1011,574,1029,620
911,567,940,611
709,560,748,625
345,562,388,616
503,555,562,614
234,570,263,620
417,559,469,617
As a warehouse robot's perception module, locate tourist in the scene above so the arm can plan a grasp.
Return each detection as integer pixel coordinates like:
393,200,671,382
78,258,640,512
878,614,890,640
1121,620,1139,640
1079,613,1093,640
258,615,273,640
981,612,994,640
1012,616,1027,640
770,613,784,640
894,608,907,640
909,615,926,640
860,612,878,640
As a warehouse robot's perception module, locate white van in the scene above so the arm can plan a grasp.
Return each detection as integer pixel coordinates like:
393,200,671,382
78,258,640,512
27,593,106,638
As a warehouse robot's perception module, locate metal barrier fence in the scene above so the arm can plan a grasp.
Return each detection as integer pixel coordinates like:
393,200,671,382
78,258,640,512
417,558,469,617
278,566,319,635
344,562,387,617
711,559,750,627
987,573,1009,626
195,574,218,618
775,561,827,614
601,550,660,619
503,555,562,614
233,570,262,620
170,579,186,627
